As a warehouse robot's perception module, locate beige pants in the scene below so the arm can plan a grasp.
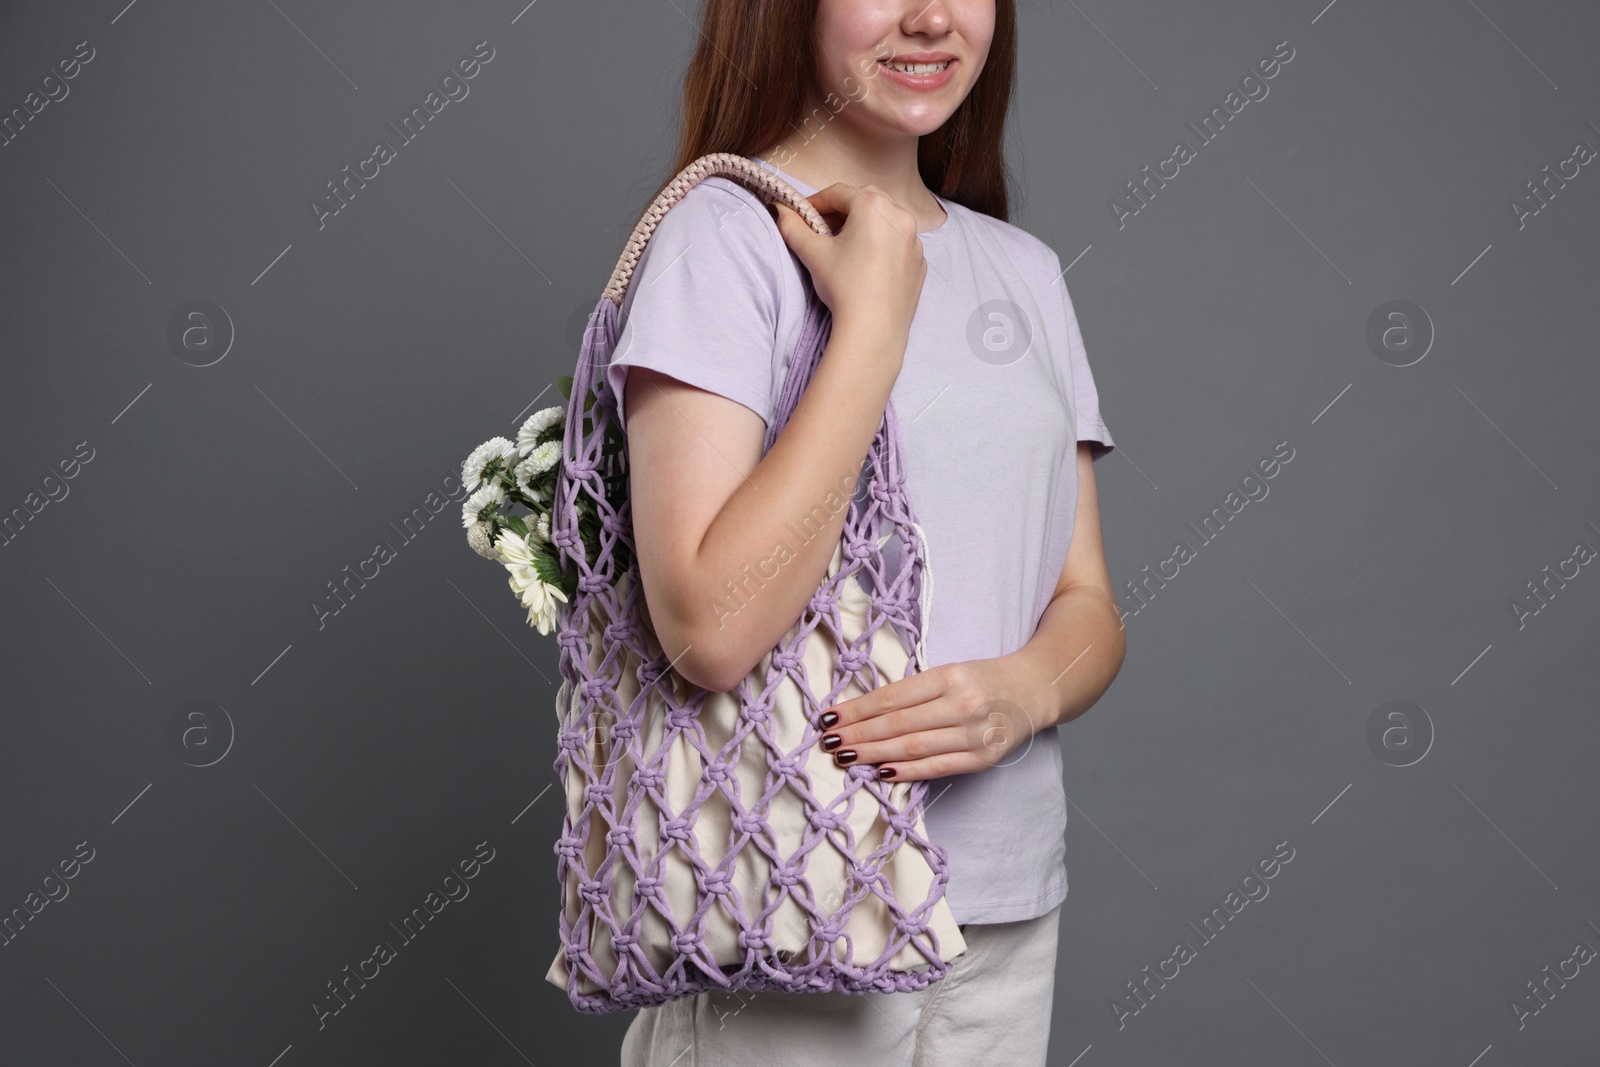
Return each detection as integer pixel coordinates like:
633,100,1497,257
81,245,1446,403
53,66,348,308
620,903,1062,1067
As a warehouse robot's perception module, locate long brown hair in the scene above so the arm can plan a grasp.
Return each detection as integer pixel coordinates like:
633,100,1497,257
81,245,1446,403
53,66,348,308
637,0,1016,226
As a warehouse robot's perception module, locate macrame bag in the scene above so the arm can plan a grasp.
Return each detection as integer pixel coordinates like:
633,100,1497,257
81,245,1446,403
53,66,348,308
545,153,966,1014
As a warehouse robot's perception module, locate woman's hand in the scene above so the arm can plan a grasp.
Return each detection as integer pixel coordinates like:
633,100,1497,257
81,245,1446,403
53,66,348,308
772,183,927,366
814,656,1056,782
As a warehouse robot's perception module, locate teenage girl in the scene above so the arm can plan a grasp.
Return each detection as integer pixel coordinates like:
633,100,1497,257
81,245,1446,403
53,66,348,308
606,2,1125,1063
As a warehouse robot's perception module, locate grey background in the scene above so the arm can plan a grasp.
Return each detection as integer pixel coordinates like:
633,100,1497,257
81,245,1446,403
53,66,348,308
2,0,1597,1064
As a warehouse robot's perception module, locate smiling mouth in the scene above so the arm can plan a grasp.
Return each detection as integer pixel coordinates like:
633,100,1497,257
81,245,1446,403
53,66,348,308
881,59,953,75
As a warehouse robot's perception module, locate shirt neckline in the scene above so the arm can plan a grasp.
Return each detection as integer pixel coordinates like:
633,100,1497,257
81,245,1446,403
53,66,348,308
750,155,956,241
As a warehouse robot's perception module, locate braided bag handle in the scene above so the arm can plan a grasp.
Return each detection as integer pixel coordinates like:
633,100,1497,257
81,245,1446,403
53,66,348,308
602,152,833,306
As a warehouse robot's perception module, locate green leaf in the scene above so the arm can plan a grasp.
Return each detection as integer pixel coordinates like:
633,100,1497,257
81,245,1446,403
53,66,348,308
533,552,565,587
556,375,573,400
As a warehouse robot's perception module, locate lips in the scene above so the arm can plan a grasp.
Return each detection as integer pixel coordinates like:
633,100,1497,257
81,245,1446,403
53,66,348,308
876,55,957,90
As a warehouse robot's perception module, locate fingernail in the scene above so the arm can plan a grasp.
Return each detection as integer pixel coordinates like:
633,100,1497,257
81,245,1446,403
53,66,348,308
877,766,897,780
834,749,857,766
819,711,839,729
821,733,842,752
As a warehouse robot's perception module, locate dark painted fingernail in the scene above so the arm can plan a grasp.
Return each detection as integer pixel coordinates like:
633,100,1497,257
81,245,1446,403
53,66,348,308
819,711,839,729
834,749,857,766
821,733,842,752
877,766,897,780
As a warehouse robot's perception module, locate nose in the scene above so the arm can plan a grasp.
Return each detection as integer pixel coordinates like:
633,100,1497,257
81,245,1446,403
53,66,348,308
902,0,953,38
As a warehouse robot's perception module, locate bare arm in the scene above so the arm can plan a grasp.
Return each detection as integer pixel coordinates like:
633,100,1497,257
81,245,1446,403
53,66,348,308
625,324,898,691
624,184,925,692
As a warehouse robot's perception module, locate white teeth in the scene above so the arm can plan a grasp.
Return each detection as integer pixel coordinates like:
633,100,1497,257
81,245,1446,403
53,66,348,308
884,60,950,75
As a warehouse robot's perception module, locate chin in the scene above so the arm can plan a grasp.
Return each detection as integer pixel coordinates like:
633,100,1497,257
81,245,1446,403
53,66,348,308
871,106,961,139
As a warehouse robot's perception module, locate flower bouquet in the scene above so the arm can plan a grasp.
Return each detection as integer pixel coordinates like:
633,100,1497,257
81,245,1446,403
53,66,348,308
459,376,630,635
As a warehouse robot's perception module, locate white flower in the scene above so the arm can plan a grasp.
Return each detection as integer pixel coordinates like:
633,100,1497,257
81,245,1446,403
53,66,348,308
517,405,566,457
496,527,532,566
522,582,567,635
519,440,563,481
461,482,507,530
512,455,539,495
495,527,542,580
515,510,550,545
496,529,569,635
466,522,497,559
461,437,518,491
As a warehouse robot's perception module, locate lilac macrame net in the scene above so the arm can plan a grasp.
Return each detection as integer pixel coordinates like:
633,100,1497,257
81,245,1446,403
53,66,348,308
547,155,956,1014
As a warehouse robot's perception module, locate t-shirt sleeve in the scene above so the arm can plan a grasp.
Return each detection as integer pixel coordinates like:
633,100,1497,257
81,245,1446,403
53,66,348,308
1051,253,1116,462
605,181,785,431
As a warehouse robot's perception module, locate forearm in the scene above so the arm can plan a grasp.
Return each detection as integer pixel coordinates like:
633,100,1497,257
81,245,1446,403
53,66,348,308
1009,584,1126,732
681,322,903,690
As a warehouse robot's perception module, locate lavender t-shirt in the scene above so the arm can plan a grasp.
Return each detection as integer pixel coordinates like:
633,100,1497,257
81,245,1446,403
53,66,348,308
606,156,1115,925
